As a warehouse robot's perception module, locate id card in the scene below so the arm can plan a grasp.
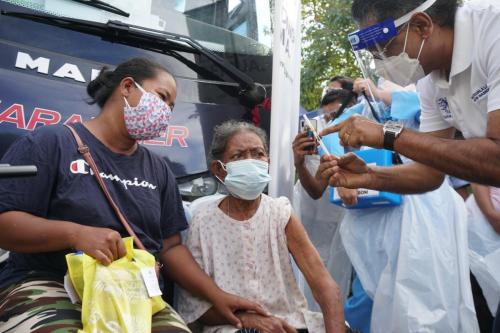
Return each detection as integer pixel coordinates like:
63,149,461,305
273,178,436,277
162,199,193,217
140,267,162,297
64,273,81,304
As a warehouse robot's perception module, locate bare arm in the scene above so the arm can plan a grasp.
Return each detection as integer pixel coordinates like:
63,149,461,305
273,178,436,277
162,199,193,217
317,128,452,194
160,234,219,303
296,163,328,199
293,131,327,199
319,154,446,194
392,112,500,186
321,111,500,187
286,214,345,333
161,234,268,328
0,211,78,252
471,184,500,234
0,211,125,265
368,161,446,194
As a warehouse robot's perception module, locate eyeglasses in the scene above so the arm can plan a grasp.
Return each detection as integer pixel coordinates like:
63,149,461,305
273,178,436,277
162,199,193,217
370,36,397,59
369,23,408,59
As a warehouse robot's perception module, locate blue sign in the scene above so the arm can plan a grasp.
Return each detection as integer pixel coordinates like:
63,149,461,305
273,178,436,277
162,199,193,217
348,19,398,51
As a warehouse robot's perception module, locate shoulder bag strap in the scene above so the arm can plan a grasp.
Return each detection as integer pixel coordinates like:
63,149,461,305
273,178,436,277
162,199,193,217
64,124,146,251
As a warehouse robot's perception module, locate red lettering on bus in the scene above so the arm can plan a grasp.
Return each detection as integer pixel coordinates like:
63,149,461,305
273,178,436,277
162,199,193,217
142,130,168,146
1,104,189,149
143,126,189,148
26,108,61,130
166,126,189,148
0,104,26,129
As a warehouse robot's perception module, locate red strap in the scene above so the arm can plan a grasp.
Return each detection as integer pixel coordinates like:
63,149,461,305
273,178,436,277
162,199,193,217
65,124,146,251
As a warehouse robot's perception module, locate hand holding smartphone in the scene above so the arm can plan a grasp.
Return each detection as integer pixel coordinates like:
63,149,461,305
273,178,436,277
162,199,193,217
299,118,318,153
302,114,333,156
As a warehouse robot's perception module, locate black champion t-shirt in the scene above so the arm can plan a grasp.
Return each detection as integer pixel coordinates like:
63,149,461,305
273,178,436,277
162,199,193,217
0,123,188,288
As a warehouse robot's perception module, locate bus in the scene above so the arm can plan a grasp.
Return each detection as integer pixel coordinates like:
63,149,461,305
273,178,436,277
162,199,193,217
0,0,273,199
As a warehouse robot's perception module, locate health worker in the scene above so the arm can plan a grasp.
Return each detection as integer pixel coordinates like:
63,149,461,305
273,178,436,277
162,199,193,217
323,77,476,333
319,1,500,330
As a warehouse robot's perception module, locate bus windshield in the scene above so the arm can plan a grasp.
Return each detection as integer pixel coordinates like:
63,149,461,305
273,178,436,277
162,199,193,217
2,0,273,55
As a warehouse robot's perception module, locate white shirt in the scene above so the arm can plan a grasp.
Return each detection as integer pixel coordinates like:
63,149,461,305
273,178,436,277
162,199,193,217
418,0,500,138
178,194,325,333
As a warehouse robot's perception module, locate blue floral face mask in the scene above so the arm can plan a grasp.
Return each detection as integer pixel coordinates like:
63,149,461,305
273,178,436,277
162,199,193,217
217,159,272,200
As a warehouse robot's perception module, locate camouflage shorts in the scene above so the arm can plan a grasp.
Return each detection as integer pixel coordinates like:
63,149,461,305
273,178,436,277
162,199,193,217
0,277,191,333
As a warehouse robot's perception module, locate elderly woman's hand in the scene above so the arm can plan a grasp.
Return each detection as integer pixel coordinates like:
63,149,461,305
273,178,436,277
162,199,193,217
237,312,297,333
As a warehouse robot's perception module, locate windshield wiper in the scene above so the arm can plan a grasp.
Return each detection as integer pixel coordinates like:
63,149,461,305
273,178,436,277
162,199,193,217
67,0,129,17
0,10,266,106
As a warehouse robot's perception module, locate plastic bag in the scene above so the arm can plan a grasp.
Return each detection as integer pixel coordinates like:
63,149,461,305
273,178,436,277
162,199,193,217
340,181,479,332
66,237,167,333
466,196,500,315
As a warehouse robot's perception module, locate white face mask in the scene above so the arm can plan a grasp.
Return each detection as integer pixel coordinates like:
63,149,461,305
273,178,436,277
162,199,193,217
374,24,427,87
217,159,271,201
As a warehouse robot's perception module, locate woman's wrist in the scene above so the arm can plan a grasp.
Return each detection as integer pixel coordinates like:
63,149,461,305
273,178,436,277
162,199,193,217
294,158,306,168
62,221,83,250
365,165,378,190
204,285,225,305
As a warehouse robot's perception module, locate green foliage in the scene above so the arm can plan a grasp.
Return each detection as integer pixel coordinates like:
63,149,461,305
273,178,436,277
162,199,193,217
301,0,361,110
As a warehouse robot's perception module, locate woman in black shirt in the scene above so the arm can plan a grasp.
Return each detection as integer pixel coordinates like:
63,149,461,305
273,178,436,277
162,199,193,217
0,57,266,332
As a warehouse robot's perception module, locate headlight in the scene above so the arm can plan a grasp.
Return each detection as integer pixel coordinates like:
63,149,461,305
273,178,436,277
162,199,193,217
178,176,218,198
0,249,9,263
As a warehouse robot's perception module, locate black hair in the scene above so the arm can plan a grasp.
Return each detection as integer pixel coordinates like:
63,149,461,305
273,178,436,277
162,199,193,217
321,89,352,107
329,76,354,92
351,0,460,28
87,57,172,108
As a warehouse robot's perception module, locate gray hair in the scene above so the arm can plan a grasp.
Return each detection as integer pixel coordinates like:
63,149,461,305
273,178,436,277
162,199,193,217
352,0,460,28
208,120,269,163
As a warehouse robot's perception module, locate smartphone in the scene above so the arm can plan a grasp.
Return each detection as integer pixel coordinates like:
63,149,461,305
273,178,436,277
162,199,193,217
299,118,317,152
299,118,318,133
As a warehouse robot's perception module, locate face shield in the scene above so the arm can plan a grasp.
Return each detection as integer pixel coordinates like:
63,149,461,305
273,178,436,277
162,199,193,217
348,0,436,87
320,101,342,124
318,89,358,127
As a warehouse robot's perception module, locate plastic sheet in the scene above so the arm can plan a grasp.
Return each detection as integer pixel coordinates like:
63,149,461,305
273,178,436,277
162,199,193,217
466,196,500,315
340,181,479,332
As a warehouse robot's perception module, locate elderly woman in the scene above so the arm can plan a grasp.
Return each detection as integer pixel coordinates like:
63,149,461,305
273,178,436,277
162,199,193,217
179,120,346,333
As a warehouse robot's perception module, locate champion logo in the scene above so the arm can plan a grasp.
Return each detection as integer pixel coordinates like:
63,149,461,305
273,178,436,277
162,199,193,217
70,159,92,175
69,159,157,190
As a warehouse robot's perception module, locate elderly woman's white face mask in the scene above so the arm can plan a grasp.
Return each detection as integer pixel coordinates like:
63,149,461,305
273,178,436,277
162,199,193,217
217,159,271,200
